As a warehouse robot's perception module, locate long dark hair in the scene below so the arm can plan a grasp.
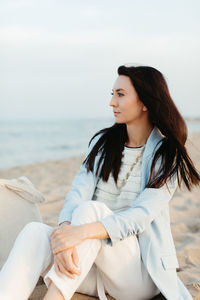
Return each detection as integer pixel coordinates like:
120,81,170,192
83,65,200,191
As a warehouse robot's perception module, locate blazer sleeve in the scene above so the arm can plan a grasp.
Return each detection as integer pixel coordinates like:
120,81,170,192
100,171,178,247
58,133,102,225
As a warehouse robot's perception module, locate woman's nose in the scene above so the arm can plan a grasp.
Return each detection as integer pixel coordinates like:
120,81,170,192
109,96,117,107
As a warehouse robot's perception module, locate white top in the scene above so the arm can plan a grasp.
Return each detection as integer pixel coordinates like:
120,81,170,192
92,144,146,212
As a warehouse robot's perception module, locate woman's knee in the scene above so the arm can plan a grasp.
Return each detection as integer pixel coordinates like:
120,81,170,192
71,201,113,225
22,222,53,240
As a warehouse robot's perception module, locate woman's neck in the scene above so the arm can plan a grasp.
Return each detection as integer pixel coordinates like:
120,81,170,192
125,122,153,147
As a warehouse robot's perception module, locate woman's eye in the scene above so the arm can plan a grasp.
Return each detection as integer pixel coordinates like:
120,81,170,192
110,92,124,96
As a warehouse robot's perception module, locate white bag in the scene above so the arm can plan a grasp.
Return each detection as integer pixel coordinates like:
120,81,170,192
0,176,45,270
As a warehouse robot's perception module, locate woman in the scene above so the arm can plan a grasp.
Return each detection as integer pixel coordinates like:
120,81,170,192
0,64,199,300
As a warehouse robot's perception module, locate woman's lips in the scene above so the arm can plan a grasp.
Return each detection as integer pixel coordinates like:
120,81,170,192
114,112,120,115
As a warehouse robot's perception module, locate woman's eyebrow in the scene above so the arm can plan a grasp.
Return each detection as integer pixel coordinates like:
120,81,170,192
111,88,126,92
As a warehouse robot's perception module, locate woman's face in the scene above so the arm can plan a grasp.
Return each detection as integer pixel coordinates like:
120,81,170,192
110,75,148,124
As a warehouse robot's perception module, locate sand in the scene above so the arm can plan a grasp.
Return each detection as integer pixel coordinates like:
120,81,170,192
0,131,199,300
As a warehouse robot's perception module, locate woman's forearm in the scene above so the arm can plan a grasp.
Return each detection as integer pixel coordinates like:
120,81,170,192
58,220,109,242
81,222,109,240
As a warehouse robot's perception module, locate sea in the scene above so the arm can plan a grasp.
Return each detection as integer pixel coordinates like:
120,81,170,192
0,118,200,170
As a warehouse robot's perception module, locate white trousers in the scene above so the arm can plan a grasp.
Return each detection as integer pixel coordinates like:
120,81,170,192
0,201,160,300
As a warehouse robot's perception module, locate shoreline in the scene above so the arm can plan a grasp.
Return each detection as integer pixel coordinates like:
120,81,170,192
0,129,199,174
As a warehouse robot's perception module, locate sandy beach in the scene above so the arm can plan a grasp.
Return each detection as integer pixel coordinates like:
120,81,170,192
0,131,199,300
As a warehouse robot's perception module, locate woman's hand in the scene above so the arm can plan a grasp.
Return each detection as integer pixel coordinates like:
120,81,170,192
50,223,85,255
54,246,81,279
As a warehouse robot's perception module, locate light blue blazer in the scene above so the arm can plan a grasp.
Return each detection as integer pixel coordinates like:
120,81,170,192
58,125,192,300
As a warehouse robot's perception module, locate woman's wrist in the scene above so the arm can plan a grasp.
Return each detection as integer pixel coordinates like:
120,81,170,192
81,222,109,241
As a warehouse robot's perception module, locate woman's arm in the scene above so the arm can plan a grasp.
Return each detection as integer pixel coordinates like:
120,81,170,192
81,221,109,240
50,221,109,254
99,173,178,247
58,133,103,225
58,163,96,225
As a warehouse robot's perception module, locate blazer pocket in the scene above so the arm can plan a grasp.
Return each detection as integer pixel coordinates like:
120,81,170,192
160,254,179,270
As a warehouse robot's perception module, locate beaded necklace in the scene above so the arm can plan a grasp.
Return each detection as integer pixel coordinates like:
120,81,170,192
117,144,146,190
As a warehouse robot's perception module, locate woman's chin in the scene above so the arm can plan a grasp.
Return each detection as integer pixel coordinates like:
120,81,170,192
115,118,125,124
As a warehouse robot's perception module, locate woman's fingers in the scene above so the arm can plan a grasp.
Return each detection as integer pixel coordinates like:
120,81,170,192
55,250,81,276
62,250,81,275
54,258,63,277
56,259,77,279
54,255,71,278
72,247,79,268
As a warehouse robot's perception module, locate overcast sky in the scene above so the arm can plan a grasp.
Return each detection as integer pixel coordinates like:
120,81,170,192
0,0,200,121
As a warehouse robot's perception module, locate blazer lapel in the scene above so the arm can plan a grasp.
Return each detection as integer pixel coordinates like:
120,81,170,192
140,126,164,192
